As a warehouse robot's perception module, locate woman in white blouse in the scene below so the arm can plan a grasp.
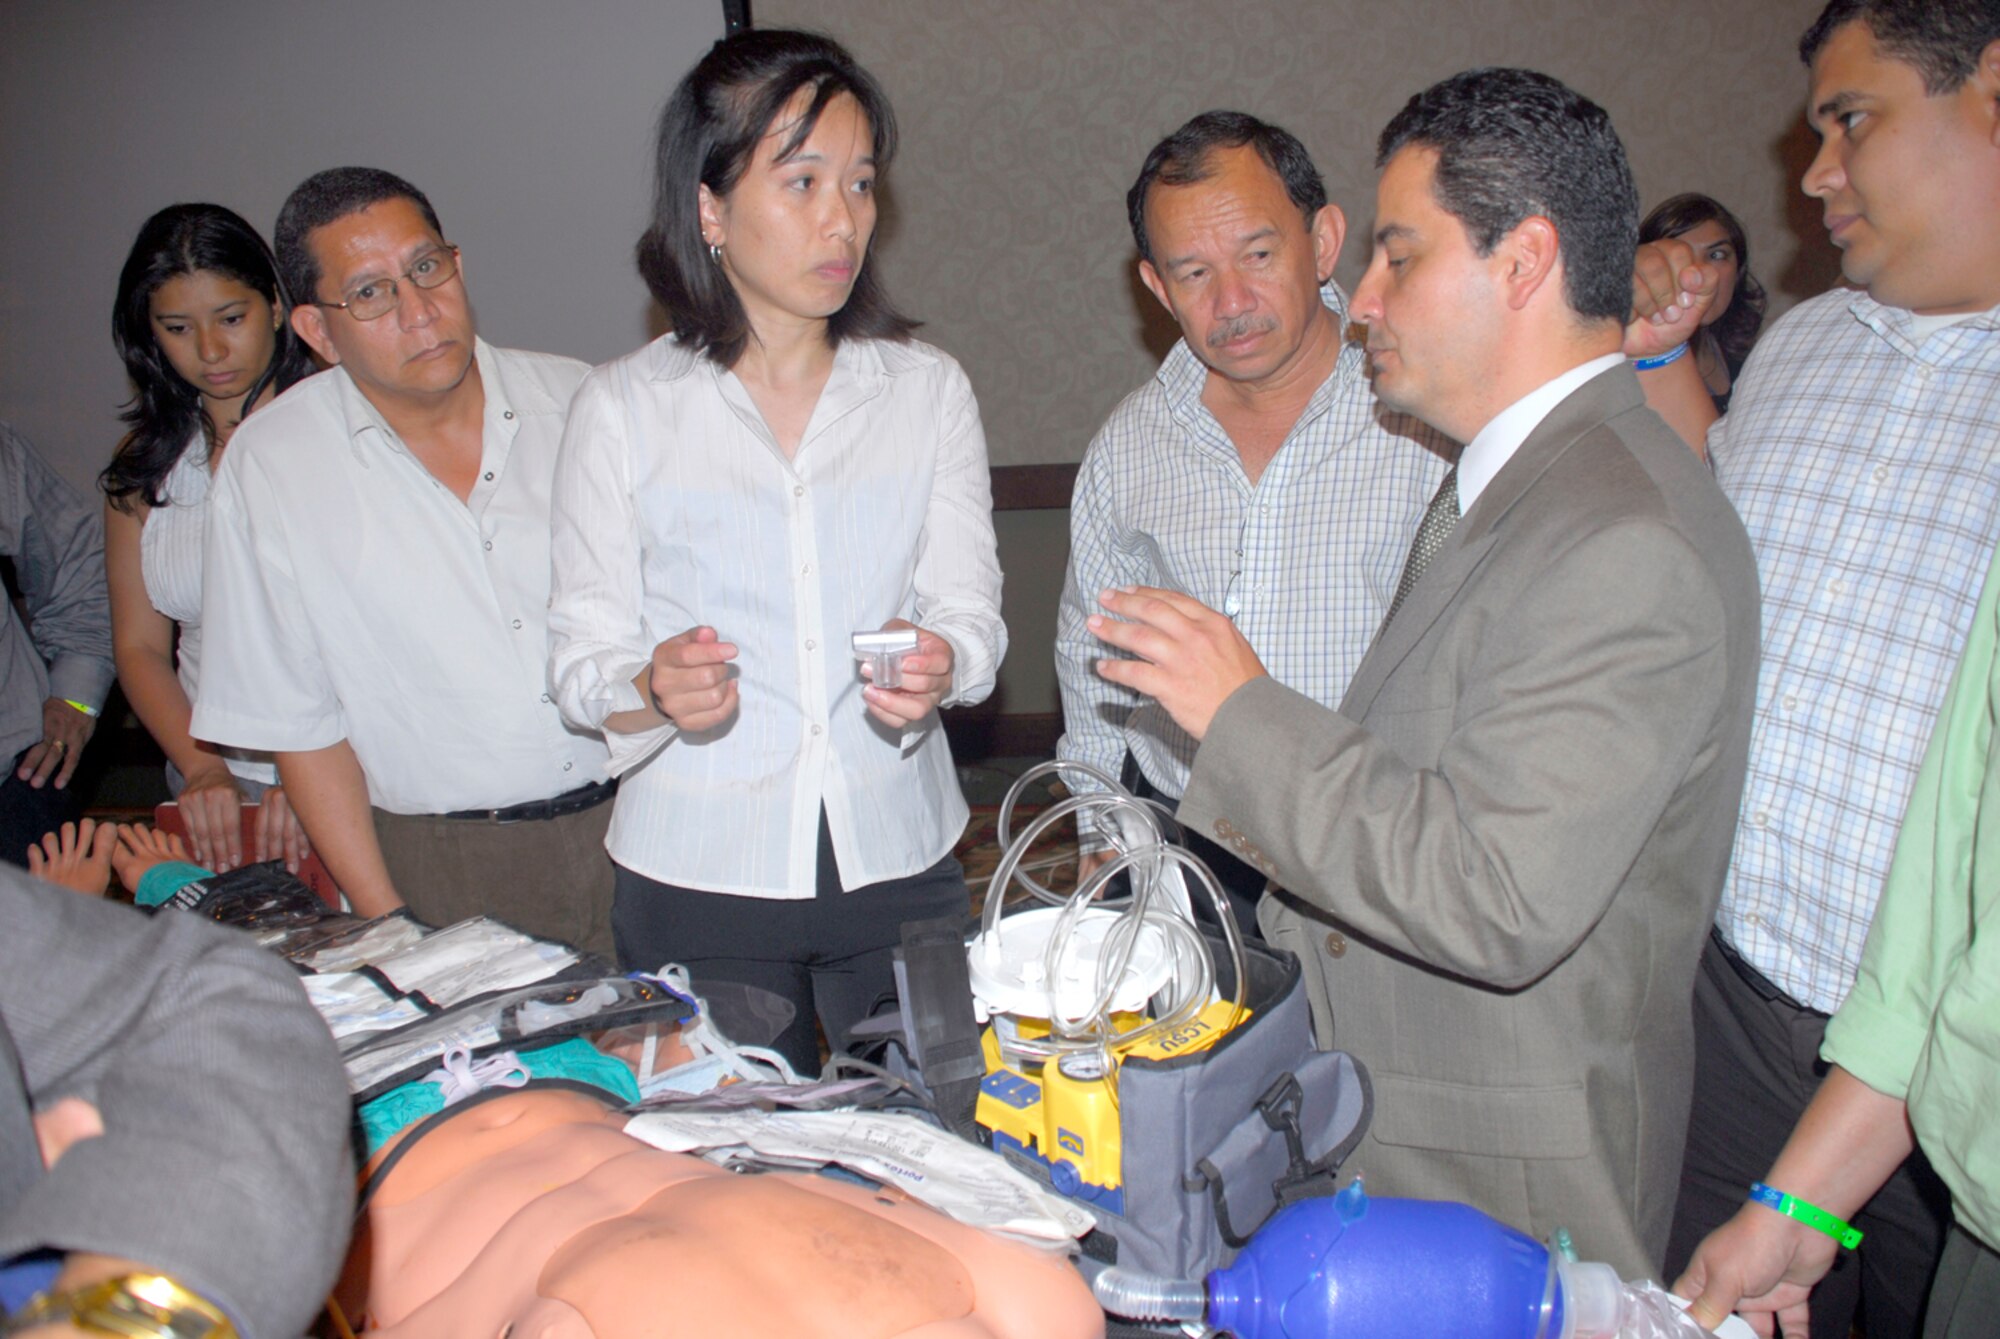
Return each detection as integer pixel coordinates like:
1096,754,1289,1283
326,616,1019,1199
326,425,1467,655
549,30,1006,1074
101,204,315,872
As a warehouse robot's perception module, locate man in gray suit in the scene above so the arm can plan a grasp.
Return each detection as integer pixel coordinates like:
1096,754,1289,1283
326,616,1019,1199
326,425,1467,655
1088,67,1761,1279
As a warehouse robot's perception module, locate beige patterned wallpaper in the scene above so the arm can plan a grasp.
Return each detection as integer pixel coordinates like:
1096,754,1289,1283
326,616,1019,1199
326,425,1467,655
761,0,1839,468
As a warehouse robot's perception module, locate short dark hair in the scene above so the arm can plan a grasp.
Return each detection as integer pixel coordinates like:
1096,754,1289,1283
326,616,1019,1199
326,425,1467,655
638,28,915,366
273,167,444,307
1377,68,1638,325
1800,0,2000,93
102,203,315,510
1638,193,1767,380
1126,111,1328,265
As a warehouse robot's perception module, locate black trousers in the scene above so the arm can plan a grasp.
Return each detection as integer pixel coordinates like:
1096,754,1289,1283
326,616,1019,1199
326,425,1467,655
0,747,81,869
1126,762,1270,943
1925,1226,2000,1339
1665,934,1951,1339
611,813,969,1077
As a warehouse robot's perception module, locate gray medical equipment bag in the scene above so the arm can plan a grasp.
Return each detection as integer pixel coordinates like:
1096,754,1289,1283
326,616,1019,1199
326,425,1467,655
1072,934,1372,1279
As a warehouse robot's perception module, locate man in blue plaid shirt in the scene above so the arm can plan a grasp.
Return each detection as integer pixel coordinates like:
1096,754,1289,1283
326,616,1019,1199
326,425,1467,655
1635,4,2000,1333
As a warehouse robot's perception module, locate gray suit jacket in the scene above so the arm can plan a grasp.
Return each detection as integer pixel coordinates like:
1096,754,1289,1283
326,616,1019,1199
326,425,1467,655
0,871,353,1337
1179,366,1759,1278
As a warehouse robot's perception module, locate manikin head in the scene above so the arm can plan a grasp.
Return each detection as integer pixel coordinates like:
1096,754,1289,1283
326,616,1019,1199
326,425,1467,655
1129,111,1346,392
1350,68,1638,443
1797,0,2000,314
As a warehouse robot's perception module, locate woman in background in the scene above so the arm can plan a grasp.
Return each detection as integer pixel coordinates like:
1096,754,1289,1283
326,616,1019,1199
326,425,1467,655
101,203,315,872
548,30,1005,1075
1639,193,1767,414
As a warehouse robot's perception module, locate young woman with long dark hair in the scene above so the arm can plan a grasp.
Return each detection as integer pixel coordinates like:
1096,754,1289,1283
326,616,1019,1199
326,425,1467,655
1638,193,1768,414
101,203,316,871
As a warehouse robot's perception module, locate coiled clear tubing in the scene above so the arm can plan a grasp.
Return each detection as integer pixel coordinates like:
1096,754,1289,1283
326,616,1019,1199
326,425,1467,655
977,761,1248,1068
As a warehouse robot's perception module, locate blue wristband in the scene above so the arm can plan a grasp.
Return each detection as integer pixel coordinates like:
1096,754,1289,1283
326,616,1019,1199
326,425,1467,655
1632,342,1690,372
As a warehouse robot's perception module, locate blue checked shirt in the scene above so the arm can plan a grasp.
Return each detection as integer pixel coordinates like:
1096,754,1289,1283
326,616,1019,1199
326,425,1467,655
1713,290,2000,1014
1055,284,1450,821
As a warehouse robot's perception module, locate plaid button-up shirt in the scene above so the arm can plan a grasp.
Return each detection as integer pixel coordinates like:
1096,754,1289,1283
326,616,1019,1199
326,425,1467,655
1713,289,2000,1013
1055,284,1450,817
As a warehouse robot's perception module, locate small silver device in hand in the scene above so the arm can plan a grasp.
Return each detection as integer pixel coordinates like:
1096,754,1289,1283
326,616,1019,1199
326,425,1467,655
852,629,919,690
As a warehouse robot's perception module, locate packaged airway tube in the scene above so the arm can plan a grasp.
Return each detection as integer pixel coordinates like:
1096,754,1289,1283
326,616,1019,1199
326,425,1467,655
370,917,577,1008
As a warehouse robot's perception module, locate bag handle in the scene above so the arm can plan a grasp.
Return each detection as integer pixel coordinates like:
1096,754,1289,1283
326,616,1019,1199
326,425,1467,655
1184,1061,1376,1247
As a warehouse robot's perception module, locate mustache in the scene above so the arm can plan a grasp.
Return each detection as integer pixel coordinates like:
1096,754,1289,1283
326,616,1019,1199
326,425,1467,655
1207,315,1279,349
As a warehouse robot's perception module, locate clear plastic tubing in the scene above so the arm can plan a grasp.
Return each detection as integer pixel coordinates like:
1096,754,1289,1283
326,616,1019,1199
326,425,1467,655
1089,1267,1206,1324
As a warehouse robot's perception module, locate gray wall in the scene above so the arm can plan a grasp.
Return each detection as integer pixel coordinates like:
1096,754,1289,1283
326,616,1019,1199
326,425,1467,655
0,0,725,493
759,0,1841,719
762,0,1840,471
2,1,1845,726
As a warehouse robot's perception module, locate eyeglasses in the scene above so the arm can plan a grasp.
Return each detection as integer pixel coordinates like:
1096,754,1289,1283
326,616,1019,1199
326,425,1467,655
315,245,460,321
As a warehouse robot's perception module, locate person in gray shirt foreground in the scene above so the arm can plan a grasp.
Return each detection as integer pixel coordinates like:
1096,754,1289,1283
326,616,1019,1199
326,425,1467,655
0,856,352,1337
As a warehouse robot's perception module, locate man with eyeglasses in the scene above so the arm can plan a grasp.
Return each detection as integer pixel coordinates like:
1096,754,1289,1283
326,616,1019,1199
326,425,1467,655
192,167,616,955
1054,111,1449,935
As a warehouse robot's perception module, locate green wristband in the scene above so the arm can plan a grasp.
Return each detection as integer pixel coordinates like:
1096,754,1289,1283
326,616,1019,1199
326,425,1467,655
1749,1181,1864,1250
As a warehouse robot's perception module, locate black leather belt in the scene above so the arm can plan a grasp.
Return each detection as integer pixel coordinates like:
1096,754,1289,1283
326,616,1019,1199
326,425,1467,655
1710,926,1827,1018
439,779,615,824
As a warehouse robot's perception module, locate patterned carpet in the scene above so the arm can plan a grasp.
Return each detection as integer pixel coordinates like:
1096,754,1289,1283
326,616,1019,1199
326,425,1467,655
954,800,1082,916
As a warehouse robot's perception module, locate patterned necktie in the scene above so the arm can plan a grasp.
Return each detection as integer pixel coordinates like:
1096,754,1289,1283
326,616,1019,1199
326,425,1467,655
1382,465,1459,629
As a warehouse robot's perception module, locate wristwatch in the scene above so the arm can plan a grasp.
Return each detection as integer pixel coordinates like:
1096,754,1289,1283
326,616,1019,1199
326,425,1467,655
2,1273,234,1338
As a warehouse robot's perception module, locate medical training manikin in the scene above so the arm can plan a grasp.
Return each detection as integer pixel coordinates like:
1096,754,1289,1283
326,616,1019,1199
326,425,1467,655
342,1085,1103,1338
117,856,1103,1339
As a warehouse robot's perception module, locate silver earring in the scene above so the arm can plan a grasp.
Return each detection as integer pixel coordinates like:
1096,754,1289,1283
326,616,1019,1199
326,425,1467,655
708,241,722,263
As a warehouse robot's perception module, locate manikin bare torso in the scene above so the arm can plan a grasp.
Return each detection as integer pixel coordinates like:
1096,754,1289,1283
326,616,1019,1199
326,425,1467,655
340,1088,1104,1338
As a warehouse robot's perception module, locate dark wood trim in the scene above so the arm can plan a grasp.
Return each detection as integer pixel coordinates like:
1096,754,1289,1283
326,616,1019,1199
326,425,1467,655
990,464,1077,512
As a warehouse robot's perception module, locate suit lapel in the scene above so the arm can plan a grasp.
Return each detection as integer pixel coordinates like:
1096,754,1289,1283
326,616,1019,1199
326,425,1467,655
1340,367,1643,718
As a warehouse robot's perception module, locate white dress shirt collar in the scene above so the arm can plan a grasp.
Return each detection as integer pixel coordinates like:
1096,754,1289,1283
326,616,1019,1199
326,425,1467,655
1456,352,1625,513
328,337,538,445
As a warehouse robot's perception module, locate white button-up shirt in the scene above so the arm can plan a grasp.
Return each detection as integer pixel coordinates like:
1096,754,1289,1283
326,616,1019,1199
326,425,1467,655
193,340,610,813
1456,353,1626,511
548,334,1005,899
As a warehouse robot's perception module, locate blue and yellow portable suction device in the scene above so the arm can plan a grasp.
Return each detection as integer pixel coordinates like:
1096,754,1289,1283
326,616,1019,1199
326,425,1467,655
967,761,1249,1211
